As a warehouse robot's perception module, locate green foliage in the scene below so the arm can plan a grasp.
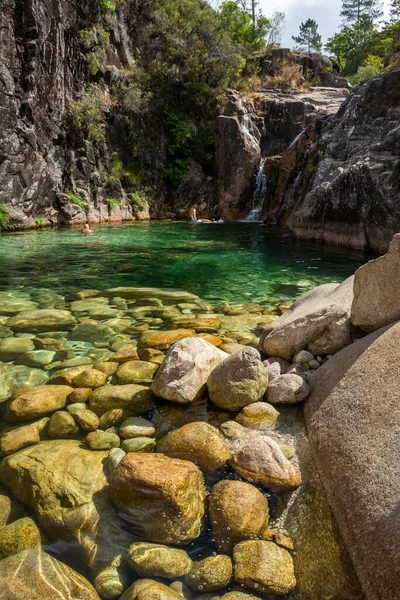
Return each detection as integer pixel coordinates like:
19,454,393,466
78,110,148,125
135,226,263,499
99,0,116,11
220,1,271,50
35,217,45,226
0,204,9,228
292,19,322,53
325,16,376,73
71,84,114,142
162,115,193,188
65,191,89,211
129,192,146,210
340,0,383,24
107,197,122,207
79,25,111,75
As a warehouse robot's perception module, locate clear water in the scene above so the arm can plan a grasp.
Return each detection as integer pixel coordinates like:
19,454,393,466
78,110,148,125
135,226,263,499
0,221,372,304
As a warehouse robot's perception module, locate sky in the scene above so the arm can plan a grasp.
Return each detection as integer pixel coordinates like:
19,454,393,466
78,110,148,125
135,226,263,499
258,0,391,48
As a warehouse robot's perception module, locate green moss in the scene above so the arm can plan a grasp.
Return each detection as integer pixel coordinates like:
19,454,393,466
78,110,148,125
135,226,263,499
107,198,122,207
65,192,89,211
0,204,8,229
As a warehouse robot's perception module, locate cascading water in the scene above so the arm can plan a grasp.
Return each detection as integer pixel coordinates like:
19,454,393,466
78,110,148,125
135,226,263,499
243,158,267,222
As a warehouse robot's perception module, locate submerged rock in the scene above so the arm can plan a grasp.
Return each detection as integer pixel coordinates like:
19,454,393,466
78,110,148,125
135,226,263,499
119,416,155,439
119,579,183,600
0,549,101,599
259,277,354,360
156,422,232,474
230,431,301,491
6,310,77,333
152,338,228,404
47,411,79,438
72,368,108,389
233,540,296,595
185,555,232,592
88,384,153,416
0,440,133,599
208,347,269,411
0,517,43,559
138,329,196,350
127,542,192,579
0,338,35,362
0,422,41,457
6,385,73,422
86,430,120,450
109,452,206,545
209,480,269,554
116,360,158,384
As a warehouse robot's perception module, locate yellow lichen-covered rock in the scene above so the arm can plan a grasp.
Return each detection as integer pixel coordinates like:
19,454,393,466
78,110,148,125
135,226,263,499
88,384,153,416
0,440,133,599
6,385,73,422
127,542,192,579
0,548,101,599
233,540,296,595
109,453,206,545
209,480,269,554
138,329,196,350
0,517,44,559
120,579,183,600
116,361,158,384
72,368,108,389
185,555,232,592
235,402,280,430
156,422,231,473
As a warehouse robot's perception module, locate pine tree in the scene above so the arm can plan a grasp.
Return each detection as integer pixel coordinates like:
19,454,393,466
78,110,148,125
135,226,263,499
292,19,322,53
388,0,400,23
340,0,383,24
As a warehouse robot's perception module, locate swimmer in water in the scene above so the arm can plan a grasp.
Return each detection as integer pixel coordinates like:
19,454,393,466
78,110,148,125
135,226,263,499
189,205,197,221
81,223,94,235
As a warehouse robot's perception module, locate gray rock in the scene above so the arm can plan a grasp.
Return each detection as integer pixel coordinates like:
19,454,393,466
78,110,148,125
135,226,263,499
305,321,400,600
259,277,354,360
351,233,400,332
121,437,156,453
119,416,155,439
208,347,268,411
151,338,228,405
266,374,309,405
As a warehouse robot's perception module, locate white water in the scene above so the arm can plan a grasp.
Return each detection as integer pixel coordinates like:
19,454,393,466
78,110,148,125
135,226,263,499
241,114,260,152
243,158,267,222
287,128,306,150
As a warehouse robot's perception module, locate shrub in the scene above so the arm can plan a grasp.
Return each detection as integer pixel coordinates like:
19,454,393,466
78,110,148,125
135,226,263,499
264,60,304,90
79,25,111,76
107,197,122,207
347,56,384,85
0,204,8,228
71,84,116,143
65,191,89,211
129,192,146,211
35,217,45,226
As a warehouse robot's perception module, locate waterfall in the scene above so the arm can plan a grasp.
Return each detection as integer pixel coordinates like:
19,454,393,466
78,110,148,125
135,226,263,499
287,128,306,150
241,114,260,152
243,158,267,222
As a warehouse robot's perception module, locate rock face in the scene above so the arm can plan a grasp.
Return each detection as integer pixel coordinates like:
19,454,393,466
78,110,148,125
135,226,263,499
259,277,354,360
0,549,101,599
151,338,228,405
208,347,268,411
283,69,400,253
305,322,400,600
351,233,400,331
0,440,133,599
109,452,206,545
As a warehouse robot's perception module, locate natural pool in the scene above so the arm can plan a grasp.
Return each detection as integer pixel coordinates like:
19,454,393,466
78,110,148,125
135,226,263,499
0,221,371,304
0,221,367,600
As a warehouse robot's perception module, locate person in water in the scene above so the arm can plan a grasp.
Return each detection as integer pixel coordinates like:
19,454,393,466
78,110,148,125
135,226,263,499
81,223,94,235
189,205,197,221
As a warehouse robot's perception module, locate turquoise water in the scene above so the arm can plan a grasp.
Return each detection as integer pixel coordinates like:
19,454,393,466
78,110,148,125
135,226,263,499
0,222,371,304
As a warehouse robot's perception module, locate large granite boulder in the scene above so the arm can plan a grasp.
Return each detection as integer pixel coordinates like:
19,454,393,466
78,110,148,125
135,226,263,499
109,452,206,545
151,338,228,404
259,277,354,360
208,347,269,411
0,440,133,599
0,549,101,599
351,233,400,332
305,322,400,600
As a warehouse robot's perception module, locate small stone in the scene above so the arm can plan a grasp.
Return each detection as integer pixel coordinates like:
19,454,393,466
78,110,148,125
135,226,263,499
72,368,108,389
138,329,196,350
220,421,245,441
233,540,296,595
308,359,320,369
293,350,314,364
119,416,155,439
46,365,91,385
88,384,153,416
121,437,156,453
33,337,66,351
86,430,120,450
156,422,232,473
7,309,77,333
209,480,269,554
0,338,35,362
260,528,294,551
68,388,92,403
93,361,119,376
15,350,55,367
68,322,114,343
119,579,183,600
137,348,165,365
72,408,99,432
185,555,232,592
219,342,244,354
127,542,193,579
66,402,87,414
280,445,296,459
47,411,79,439
6,385,73,422
0,517,43,558
112,344,139,363
266,374,309,405
0,423,40,457
236,402,280,430
208,347,269,411
116,360,158,384
98,409,131,430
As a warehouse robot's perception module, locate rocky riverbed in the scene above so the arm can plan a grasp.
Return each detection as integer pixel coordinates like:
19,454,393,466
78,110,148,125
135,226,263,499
0,235,400,599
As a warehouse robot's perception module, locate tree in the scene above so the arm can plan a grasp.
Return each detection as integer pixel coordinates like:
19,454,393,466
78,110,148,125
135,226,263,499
340,0,383,24
292,19,322,53
325,15,375,72
220,1,270,49
388,0,400,23
266,10,286,46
